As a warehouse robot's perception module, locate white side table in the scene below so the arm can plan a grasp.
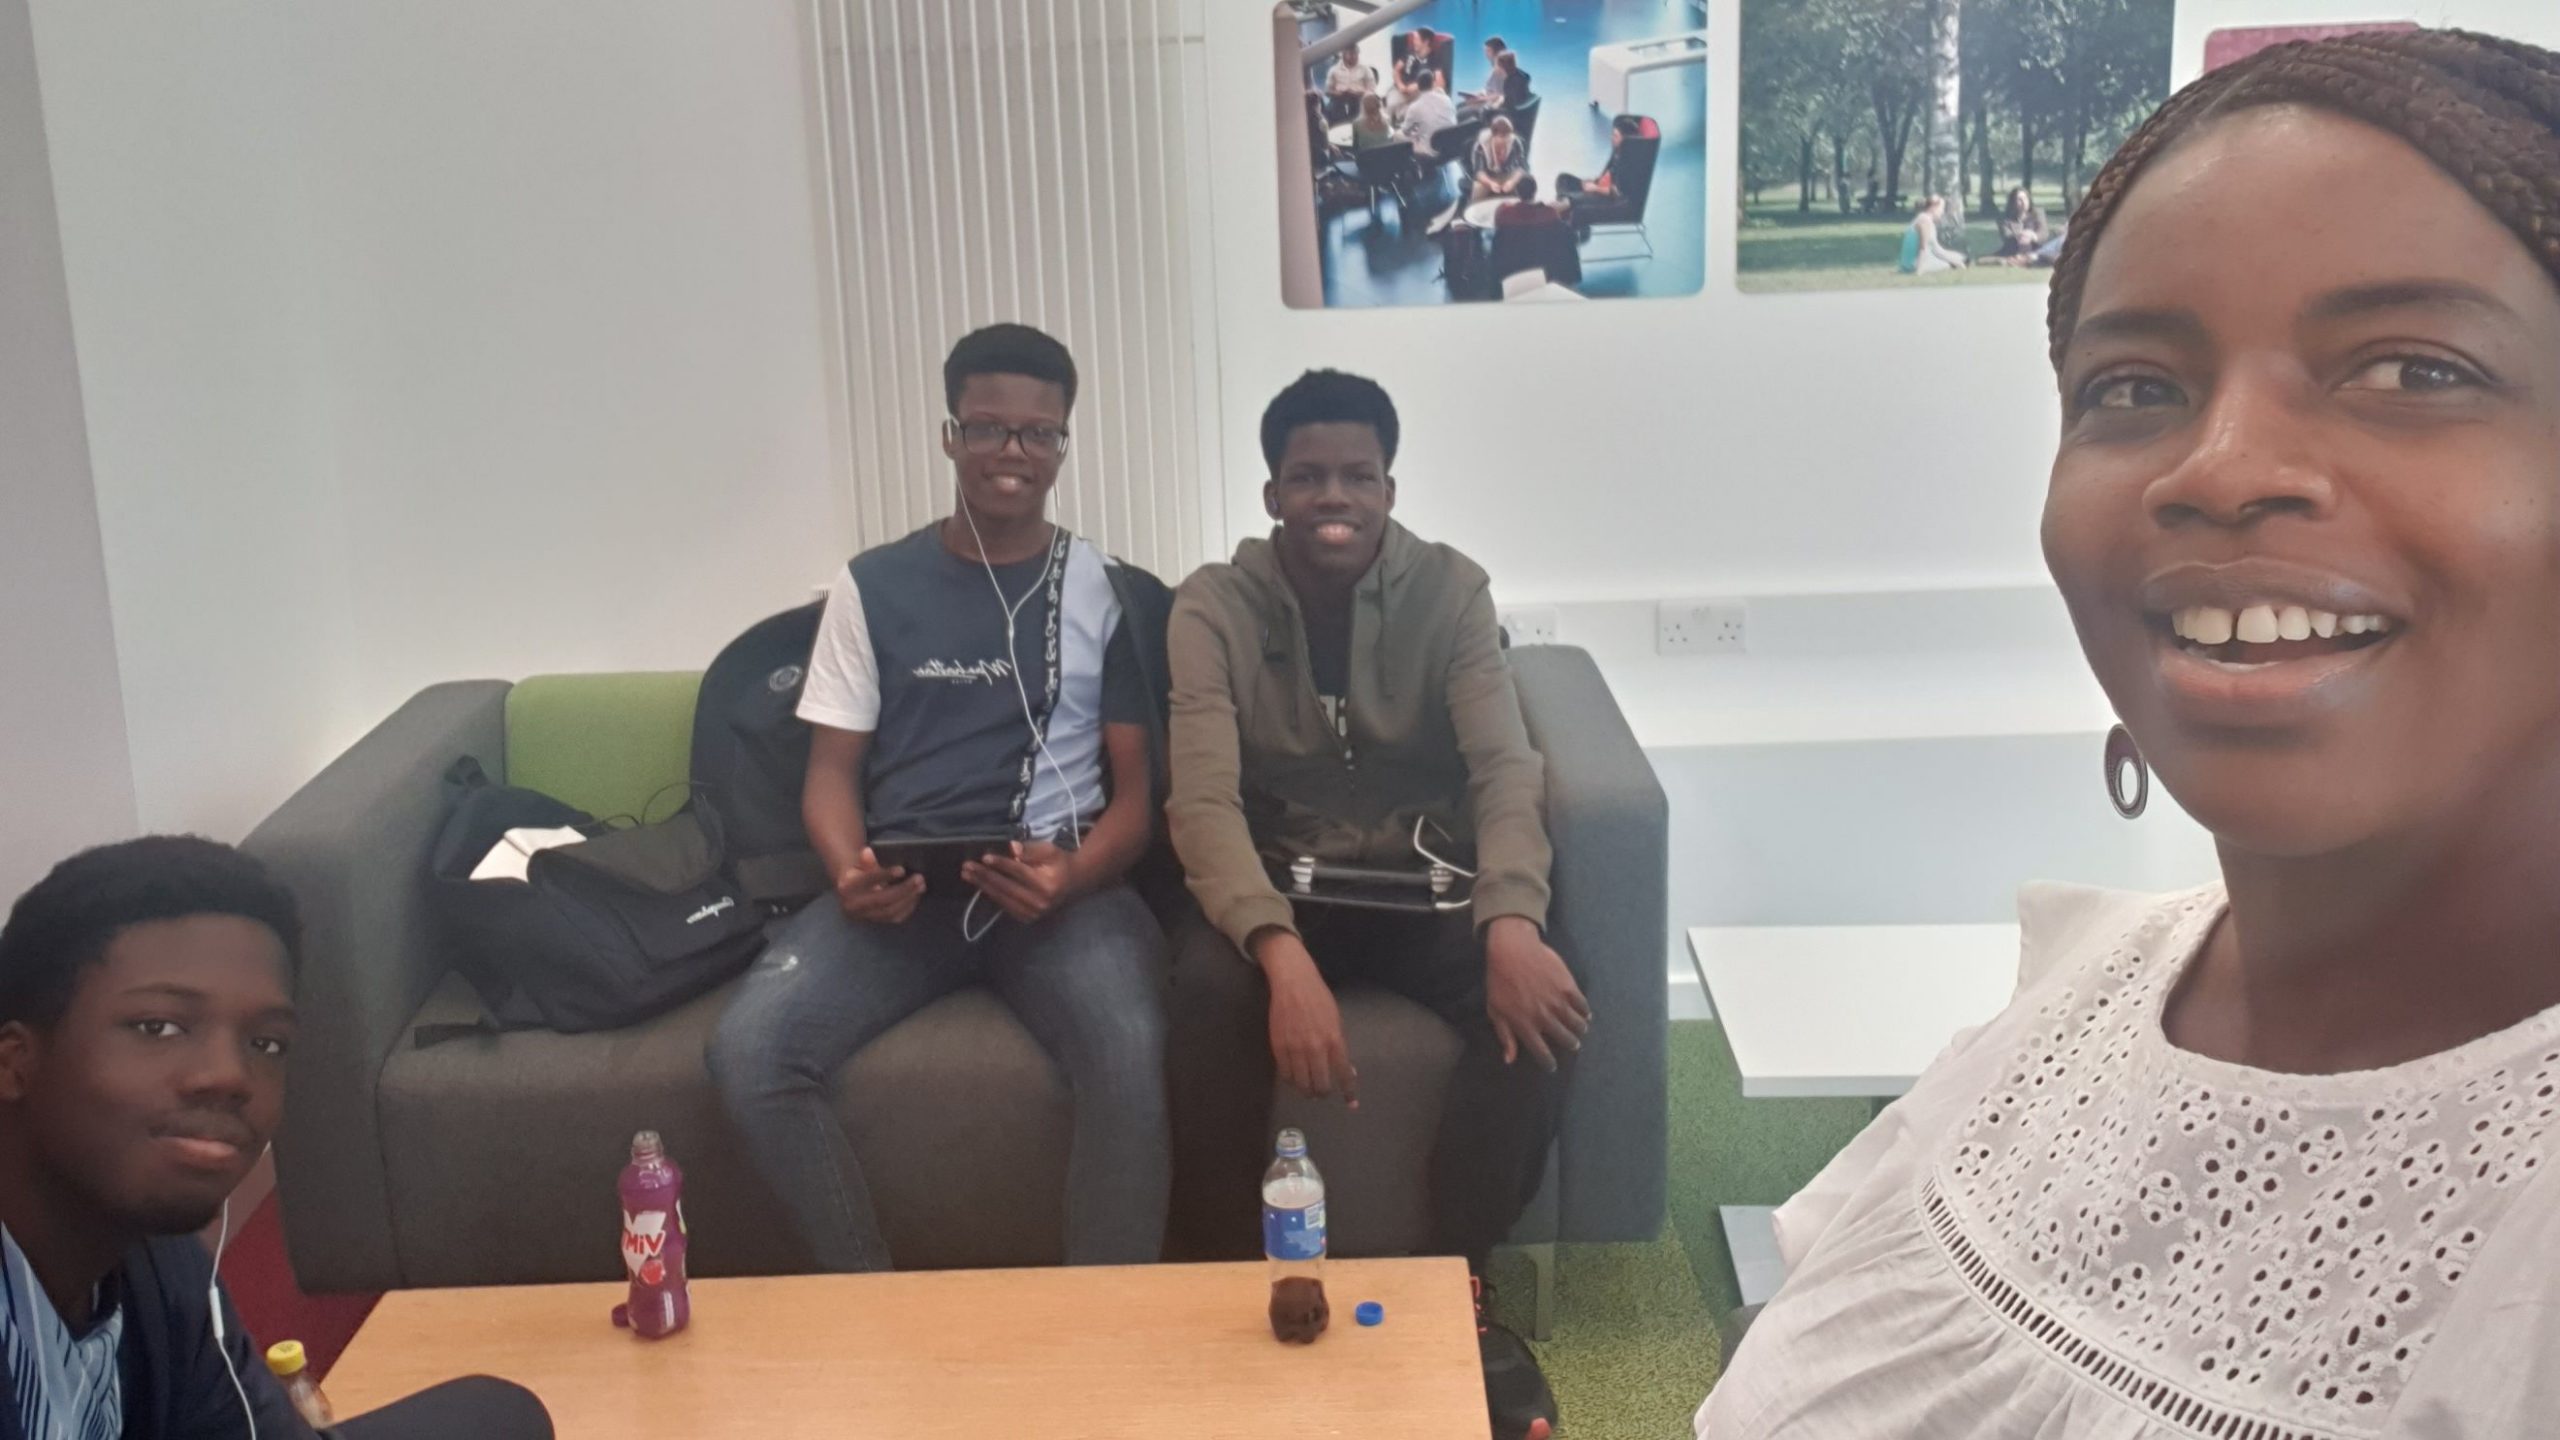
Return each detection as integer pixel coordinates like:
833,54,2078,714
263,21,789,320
1588,31,1710,116
1688,923,2021,1304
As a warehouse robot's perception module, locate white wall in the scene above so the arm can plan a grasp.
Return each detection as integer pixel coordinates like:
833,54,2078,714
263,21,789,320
0,0,137,898
29,0,358,843
28,0,844,839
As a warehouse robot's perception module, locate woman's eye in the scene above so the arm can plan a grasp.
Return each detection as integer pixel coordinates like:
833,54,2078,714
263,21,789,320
2082,374,2185,412
251,1037,291,1060
129,1019,182,1040
2342,355,2483,393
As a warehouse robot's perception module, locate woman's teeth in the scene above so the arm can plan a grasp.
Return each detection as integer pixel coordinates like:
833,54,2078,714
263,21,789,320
2169,604,2394,647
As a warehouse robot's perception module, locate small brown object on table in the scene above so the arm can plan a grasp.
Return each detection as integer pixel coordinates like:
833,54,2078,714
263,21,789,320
326,1258,1489,1439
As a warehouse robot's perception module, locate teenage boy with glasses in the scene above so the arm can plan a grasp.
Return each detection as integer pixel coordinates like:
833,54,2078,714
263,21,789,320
708,324,1178,1274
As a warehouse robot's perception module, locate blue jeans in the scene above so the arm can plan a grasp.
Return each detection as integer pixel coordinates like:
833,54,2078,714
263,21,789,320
706,884,1170,1271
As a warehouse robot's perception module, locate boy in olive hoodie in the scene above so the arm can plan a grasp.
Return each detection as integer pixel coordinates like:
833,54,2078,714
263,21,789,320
1164,370,1584,1440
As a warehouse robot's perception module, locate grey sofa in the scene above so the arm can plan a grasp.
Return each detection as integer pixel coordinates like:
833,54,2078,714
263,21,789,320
244,646,1668,1322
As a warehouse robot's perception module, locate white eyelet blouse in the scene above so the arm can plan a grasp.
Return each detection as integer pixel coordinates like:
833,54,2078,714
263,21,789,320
1696,883,2560,1440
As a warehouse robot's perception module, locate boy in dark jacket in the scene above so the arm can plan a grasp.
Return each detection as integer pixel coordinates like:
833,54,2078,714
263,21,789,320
1164,370,1582,1440
0,837,548,1440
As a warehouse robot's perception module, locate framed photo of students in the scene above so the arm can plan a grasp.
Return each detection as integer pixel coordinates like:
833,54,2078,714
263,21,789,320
1275,0,1709,309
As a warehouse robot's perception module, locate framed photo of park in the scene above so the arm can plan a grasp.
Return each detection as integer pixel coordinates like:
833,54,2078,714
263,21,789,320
1735,0,2174,294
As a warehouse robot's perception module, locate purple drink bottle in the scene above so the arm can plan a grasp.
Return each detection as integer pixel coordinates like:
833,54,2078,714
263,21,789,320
612,1131,690,1338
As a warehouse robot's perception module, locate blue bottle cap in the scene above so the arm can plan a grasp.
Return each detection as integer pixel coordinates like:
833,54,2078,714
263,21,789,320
1355,1301,1385,1326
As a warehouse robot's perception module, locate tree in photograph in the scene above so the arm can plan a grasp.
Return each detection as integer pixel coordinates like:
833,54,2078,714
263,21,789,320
1843,0,1932,208
1924,0,1965,234
1741,0,1834,210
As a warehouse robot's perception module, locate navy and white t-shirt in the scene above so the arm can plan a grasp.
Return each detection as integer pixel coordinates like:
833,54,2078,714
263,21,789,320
798,525,1146,841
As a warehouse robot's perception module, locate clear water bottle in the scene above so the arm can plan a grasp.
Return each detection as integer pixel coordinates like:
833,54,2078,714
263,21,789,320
1264,1128,1329,1343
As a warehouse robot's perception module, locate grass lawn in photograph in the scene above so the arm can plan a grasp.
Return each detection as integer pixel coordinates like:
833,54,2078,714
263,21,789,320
1736,184,2072,294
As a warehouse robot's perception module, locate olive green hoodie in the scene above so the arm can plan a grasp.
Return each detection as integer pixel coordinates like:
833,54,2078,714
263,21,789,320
1166,520,1551,953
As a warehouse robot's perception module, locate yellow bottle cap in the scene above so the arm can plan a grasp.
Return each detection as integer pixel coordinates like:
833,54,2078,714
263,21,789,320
264,1341,307,1377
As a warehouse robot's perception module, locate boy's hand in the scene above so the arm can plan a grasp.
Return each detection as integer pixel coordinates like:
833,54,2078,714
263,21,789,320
962,841,1076,924
1484,916,1590,1070
838,847,925,924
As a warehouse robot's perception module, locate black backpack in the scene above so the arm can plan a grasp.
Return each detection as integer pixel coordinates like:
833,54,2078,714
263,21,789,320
690,601,829,909
420,759,766,1043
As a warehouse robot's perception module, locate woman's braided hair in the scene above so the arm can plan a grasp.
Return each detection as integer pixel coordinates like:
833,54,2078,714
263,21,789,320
2047,27,2560,371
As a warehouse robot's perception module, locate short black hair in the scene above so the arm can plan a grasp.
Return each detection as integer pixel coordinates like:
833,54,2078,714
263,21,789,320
1517,175,1540,203
0,837,302,1031
942,323,1079,416
1485,35,1505,50
1260,369,1400,472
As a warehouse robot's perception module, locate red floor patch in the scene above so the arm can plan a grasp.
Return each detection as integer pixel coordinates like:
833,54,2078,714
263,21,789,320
216,1192,379,1379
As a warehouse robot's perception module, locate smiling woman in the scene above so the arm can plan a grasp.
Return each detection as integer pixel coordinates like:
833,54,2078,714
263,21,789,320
1698,29,2560,1440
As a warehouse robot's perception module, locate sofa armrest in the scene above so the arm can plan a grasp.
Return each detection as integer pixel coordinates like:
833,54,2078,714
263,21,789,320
1509,646,1668,1243
240,681,510,1291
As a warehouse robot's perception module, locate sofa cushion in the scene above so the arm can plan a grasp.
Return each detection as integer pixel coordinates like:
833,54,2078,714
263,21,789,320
376,971,1070,1286
372,973,1461,1286
1274,989,1461,1256
504,672,701,823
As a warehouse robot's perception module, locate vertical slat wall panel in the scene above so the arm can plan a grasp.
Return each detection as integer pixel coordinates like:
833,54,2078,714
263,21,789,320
812,0,1215,575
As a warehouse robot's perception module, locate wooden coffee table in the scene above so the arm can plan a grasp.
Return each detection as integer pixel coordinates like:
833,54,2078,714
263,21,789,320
325,1258,1490,1438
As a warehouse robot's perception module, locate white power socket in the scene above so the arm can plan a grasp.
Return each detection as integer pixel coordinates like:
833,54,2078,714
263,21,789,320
1657,600,1747,655
1499,605,1561,647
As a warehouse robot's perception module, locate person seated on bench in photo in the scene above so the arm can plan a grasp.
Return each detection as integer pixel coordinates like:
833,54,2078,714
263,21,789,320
1467,36,1505,107
0,838,552,1439
1350,92,1399,152
706,324,1175,1274
1467,117,1528,206
1480,49,1532,115
1556,114,1646,220
1322,49,1375,123
1388,33,1432,122
1163,370,1582,1440
1398,68,1458,154
1494,175,1566,231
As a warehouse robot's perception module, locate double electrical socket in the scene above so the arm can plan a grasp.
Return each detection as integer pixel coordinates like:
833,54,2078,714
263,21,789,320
1657,600,1748,655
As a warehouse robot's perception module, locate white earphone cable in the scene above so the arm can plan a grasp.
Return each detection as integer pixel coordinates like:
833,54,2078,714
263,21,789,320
209,1196,258,1440
955,478,1085,942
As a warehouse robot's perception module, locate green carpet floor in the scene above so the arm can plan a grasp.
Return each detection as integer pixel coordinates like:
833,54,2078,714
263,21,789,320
1479,1020,1876,1438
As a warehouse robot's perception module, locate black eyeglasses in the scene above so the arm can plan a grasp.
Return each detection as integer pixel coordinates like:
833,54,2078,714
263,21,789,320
949,420,1071,460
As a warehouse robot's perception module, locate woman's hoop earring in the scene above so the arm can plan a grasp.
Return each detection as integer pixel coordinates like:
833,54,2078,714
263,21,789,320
2104,724,2149,819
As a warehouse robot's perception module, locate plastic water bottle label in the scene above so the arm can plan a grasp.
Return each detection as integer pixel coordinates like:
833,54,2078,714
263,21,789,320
1264,1200,1326,1262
